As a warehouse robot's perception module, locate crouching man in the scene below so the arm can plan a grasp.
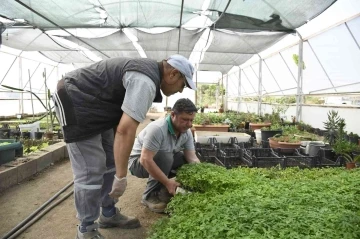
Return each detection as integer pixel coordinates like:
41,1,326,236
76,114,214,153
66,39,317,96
128,98,200,213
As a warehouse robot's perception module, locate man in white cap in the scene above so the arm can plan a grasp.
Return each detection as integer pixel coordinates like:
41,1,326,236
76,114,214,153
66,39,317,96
52,55,196,239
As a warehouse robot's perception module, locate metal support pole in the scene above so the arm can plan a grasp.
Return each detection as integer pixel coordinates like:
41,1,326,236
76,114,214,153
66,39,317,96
28,69,35,119
237,67,241,112
195,70,198,106
225,74,228,111
258,58,263,116
295,32,304,122
19,57,23,115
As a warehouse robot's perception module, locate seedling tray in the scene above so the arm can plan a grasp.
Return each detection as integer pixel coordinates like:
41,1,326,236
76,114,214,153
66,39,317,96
216,147,250,169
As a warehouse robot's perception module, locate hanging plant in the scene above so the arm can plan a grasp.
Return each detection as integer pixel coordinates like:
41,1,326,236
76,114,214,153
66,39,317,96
292,54,306,70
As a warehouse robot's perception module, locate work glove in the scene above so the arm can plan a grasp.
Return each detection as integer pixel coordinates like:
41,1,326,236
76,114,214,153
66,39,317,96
108,175,127,199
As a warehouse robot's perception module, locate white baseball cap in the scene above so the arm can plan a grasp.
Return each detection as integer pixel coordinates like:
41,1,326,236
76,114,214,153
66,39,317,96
167,55,196,90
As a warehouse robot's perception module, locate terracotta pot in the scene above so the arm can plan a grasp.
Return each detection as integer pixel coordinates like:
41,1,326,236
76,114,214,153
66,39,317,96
193,124,229,132
278,141,302,149
44,132,54,140
218,108,224,113
269,137,280,149
346,162,356,169
249,122,271,131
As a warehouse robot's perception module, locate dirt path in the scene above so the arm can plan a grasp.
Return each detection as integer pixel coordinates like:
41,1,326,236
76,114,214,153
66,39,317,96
0,112,166,239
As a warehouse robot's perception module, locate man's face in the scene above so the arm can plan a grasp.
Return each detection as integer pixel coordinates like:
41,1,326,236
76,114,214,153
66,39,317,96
162,71,188,96
171,111,195,134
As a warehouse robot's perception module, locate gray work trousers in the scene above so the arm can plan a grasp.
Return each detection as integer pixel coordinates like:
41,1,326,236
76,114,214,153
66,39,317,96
66,129,117,223
129,151,186,200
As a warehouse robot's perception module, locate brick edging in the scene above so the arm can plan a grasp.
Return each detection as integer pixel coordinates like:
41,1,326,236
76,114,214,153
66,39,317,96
0,142,68,193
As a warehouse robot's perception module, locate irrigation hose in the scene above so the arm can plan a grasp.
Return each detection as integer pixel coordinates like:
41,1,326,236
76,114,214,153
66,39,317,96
7,190,74,239
1,181,74,239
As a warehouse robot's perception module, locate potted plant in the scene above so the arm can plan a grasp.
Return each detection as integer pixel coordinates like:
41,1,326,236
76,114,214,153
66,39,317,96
332,139,359,169
21,130,31,139
323,110,340,146
218,104,224,113
34,130,44,140
348,132,359,144
193,113,230,132
261,123,283,142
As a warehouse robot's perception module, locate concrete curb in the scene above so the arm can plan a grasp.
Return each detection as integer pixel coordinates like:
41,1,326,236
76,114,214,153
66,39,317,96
0,142,68,193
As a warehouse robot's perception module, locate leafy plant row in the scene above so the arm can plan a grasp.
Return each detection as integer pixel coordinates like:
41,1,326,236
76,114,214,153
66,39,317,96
148,164,360,239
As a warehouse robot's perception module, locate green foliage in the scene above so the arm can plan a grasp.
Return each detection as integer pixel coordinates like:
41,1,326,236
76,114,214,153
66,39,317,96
196,84,226,107
292,54,306,70
332,139,359,163
323,110,341,146
148,165,360,239
21,139,51,155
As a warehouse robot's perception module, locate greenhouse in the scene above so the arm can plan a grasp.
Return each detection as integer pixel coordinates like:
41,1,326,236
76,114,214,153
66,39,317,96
0,0,359,238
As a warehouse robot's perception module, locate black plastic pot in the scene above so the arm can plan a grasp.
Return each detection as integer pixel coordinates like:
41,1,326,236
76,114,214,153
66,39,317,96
261,130,282,142
0,129,11,139
21,132,31,139
35,132,44,140
349,136,359,144
244,122,250,130
15,145,23,157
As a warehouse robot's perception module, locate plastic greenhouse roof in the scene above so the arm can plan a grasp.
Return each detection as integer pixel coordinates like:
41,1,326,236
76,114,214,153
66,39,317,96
1,0,359,96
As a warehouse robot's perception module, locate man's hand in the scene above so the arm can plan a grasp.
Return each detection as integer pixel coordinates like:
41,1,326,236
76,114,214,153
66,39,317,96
165,179,180,195
109,175,127,199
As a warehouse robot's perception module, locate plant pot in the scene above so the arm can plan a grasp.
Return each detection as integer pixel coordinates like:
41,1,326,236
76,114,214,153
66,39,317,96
254,129,262,144
249,122,271,131
261,130,282,142
193,124,230,132
0,139,22,165
278,141,302,149
21,132,31,139
345,162,356,169
57,130,64,139
269,137,280,149
0,129,11,139
244,122,250,130
35,132,44,140
44,132,54,140
349,136,359,144
218,108,224,113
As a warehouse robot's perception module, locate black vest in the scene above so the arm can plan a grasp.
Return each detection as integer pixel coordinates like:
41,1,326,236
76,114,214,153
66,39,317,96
56,57,163,143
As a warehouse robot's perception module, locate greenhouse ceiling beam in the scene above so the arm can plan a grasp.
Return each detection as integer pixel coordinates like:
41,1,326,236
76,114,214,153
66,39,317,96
257,59,262,116
279,52,298,84
263,59,284,95
250,62,267,95
262,13,360,60
39,66,56,92
211,0,232,26
307,41,337,92
177,0,184,54
262,87,297,96
241,68,257,94
14,0,110,59
345,22,360,51
23,63,41,89
309,82,360,94
0,56,17,85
